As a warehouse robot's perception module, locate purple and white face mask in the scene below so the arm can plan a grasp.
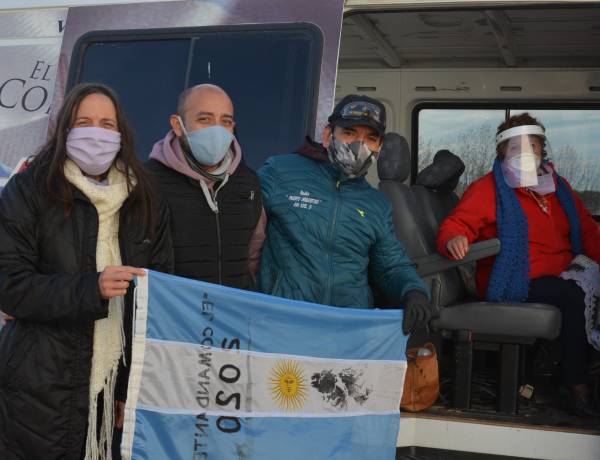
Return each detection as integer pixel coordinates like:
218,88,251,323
529,166,556,195
66,126,121,176
500,152,540,188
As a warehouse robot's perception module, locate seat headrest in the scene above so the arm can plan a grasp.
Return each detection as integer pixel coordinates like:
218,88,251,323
377,133,411,182
416,149,465,191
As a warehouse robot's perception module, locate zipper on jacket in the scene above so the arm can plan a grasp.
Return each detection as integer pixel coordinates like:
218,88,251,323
215,209,223,285
200,179,225,285
213,189,223,285
324,181,342,306
68,202,92,455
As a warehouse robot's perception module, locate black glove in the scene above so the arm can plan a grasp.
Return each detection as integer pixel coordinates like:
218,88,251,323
401,290,439,335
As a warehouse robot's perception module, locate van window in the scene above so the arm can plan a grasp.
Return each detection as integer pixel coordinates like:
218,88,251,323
68,24,323,170
417,108,504,195
75,37,190,157
417,107,600,215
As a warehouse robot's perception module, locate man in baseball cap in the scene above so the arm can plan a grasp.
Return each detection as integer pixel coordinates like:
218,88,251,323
257,95,436,335
325,95,387,177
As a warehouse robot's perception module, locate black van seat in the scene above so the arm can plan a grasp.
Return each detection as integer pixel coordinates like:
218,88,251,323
377,133,430,261
437,302,560,339
377,136,561,414
411,149,462,243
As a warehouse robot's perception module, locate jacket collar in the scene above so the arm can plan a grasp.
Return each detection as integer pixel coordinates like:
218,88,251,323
297,136,329,163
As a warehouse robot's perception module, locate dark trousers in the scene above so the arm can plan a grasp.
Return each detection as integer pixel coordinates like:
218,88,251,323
527,276,590,384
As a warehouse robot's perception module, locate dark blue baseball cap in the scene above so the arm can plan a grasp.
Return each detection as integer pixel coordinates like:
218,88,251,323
328,94,386,136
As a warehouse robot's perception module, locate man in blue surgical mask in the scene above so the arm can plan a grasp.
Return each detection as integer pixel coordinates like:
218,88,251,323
146,84,265,289
258,95,436,335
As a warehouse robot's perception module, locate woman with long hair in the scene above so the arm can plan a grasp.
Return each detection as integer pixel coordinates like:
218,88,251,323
0,82,173,459
437,113,600,417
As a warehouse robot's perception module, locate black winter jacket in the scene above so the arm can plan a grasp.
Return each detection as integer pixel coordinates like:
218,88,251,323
146,159,262,289
0,166,173,460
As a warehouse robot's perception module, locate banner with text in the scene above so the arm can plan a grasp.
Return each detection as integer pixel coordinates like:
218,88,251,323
0,8,67,169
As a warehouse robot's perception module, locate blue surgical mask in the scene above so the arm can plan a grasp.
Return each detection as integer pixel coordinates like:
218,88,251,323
178,116,233,166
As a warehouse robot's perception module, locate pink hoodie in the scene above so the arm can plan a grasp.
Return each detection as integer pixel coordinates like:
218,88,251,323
149,130,242,189
149,130,266,277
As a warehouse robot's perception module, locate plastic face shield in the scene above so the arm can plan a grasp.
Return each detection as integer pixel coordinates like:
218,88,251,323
496,125,551,188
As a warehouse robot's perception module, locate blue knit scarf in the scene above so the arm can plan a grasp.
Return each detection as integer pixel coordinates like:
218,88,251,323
486,158,583,302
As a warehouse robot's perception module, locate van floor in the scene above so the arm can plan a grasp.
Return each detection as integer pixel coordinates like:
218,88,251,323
395,372,599,460
427,369,600,433
424,342,600,432
396,447,532,460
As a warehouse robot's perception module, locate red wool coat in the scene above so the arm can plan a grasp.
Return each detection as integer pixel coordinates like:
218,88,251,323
437,172,600,299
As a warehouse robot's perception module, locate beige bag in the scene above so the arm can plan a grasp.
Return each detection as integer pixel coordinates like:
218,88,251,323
400,342,439,412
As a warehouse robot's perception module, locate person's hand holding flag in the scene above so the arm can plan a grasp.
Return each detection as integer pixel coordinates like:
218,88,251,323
401,290,440,334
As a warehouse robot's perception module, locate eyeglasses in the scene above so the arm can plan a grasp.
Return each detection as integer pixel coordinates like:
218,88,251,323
339,102,383,124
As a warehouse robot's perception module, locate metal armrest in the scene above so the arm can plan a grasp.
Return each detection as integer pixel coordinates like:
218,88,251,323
414,238,501,278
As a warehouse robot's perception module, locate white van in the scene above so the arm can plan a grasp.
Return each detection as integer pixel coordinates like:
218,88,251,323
1,1,599,458
338,4,600,459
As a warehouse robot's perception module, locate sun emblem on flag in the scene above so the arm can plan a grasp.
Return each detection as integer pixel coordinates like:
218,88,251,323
269,360,308,411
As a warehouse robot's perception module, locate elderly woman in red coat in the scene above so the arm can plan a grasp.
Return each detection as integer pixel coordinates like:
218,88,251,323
437,112,600,417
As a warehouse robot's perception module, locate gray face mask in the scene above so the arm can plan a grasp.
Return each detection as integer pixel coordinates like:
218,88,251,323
327,137,375,178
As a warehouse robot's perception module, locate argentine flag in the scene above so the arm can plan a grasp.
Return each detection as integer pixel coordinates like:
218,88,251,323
123,270,407,460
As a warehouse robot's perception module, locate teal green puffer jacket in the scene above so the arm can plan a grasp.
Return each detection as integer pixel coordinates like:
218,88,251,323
257,144,429,308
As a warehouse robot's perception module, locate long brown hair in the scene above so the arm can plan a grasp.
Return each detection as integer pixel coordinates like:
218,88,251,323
31,82,155,233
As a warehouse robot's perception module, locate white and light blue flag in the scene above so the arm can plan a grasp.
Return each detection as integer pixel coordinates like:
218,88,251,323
123,270,407,460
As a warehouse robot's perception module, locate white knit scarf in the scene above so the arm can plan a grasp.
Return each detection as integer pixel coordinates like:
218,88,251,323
64,159,131,460
560,255,600,351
